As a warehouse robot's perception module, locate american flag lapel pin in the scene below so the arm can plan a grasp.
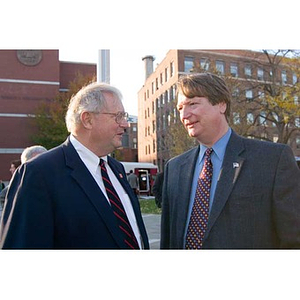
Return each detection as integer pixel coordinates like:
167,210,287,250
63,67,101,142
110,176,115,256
233,162,239,168
119,173,123,178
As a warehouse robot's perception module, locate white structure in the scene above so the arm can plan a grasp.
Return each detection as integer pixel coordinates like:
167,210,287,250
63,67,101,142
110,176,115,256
97,50,110,83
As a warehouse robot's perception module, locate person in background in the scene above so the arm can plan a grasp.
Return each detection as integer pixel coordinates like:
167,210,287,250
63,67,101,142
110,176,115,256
20,145,47,164
0,159,21,211
127,170,139,195
0,82,149,249
161,72,300,249
152,172,164,208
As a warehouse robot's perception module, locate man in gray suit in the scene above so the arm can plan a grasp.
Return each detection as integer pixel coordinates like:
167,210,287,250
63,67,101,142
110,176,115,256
160,73,300,249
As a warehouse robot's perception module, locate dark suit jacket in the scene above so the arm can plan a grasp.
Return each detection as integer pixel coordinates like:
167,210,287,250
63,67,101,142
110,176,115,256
0,138,149,249
161,131,300,249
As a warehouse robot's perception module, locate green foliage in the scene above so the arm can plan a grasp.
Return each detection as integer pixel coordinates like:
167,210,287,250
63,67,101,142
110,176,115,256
139,198,161,214
31,72,96,149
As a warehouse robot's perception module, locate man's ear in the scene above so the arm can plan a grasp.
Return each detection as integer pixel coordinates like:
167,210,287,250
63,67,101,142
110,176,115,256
80,111,93,129
219,102,227,114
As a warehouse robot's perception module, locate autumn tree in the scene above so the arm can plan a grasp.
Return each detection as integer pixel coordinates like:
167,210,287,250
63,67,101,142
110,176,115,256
31,72,95,149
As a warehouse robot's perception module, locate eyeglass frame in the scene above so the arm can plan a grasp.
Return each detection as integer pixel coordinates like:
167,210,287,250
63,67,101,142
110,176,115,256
99,111,129,124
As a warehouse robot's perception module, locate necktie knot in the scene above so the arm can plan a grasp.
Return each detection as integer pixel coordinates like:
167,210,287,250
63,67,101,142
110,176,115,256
205,148,213,158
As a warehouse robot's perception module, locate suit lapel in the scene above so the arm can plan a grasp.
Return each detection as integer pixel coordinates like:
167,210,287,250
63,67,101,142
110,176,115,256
62,138,126,248
205,132,245,238
177,147,200,242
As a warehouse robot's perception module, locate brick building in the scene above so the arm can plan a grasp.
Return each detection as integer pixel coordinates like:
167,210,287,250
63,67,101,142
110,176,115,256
0,50,96,181
138,49,300,172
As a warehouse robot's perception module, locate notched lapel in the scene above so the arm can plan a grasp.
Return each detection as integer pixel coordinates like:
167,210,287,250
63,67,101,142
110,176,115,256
205,132,246,239
63,140,126,248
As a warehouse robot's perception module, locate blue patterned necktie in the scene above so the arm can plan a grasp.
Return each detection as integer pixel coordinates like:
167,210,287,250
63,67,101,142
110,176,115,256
185,148,213,249
100,159,139,249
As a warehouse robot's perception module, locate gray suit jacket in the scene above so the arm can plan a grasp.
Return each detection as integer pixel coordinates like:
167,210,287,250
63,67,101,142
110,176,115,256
160,131,300,249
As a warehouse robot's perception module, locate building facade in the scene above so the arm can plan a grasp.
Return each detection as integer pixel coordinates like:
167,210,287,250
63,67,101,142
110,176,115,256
0,50,96,181
138,49,300,172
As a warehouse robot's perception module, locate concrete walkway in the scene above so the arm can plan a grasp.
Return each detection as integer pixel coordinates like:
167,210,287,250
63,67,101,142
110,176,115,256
142,213,161,249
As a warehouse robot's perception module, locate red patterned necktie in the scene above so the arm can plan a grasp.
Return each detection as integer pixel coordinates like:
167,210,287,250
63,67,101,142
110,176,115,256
185,148,213,249
100,159,139,249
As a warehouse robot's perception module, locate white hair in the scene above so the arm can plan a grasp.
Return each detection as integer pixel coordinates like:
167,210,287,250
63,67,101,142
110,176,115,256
65,82,123,133
21,145,47,163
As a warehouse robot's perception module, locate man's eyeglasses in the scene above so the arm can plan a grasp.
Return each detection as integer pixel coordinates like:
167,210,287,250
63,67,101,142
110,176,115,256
100,111,129,124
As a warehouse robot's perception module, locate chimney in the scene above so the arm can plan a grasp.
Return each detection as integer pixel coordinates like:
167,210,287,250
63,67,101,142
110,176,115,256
142,55,155,80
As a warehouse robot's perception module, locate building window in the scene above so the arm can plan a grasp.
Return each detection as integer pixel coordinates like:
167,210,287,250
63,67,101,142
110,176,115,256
244,65,252,78
230,63,238,77
165,67,168,82
259,112,267,125
133,138,137,149
170,61,174,77
281,70,287,84
293,73,297,84
132,125,137,132
257,68,264,80
151,82,154,94
295,117,300,128
160,73,163,85
184,56,194,72
233,112,240,125
156,78,158,90
152,120,155,133
153,140,156,153
246,89,253,101
247,113,254,124
216,60,225,75
200,58,210,71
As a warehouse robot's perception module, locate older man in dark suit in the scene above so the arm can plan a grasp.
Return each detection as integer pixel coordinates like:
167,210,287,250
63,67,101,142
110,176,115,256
160,73,300,249
0,82,149,249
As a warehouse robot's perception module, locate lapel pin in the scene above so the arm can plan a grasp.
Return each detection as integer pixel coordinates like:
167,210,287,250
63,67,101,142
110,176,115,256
119,173,123,178
233,162,240,168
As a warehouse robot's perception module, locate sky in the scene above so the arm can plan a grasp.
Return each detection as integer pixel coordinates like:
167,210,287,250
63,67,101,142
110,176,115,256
58,48,168,116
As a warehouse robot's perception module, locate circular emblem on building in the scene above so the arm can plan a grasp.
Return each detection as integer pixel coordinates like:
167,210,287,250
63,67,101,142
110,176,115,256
17,50,43,66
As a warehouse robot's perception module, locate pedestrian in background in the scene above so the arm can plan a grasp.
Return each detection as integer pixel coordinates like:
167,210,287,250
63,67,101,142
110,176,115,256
0,159,21,211
0,82,149,249
152,172,164,208
161,72,300,249
0,145,47,219
127,170,139,195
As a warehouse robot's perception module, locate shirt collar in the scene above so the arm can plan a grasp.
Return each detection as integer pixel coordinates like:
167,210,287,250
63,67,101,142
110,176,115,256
199,128,232,163
70,135,108,174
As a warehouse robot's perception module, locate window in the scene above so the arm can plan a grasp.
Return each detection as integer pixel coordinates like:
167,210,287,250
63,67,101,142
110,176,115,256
247,113,254,124
259,112,267,125
246,89,253,101
293,73,297,84
230,63,238,77
244,65,252,78
200,58,210,71
295,117,300,128
151,82,154,94
216,60,225,75
184,57,194,72
133,138,137,149
165,67,168,82
132,125,137,132
257,68,264,80
170,61,174,77
233,112,240,125
160,73,163,85
281,70,287,84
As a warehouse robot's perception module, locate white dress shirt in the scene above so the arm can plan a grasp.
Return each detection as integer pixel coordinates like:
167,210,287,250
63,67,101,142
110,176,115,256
70,135,142,249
